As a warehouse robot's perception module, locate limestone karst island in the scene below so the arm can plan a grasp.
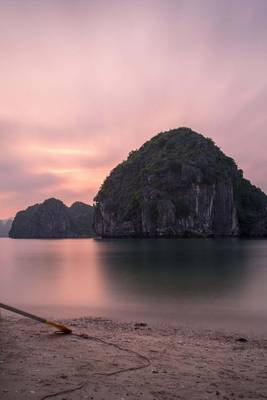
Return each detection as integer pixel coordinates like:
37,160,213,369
9,128,267,239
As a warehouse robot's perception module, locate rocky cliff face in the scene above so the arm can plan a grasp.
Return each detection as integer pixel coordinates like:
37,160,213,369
94,128,267,237
9,198,94,238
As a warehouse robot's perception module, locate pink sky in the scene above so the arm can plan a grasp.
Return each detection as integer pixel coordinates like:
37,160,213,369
0,0,267,218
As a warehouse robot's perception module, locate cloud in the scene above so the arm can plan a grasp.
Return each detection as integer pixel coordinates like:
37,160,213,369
0,167,65,192
0,0,267,217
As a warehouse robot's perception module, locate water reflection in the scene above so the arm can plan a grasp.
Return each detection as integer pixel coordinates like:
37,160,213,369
0,239,108,308
0,238,267,332
97,239,249,303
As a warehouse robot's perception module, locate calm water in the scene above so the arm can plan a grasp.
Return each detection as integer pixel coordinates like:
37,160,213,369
1,238,267,333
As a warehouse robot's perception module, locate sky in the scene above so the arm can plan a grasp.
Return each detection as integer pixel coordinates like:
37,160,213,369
0,0,267,219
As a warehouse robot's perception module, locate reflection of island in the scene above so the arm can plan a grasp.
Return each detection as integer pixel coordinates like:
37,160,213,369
96,239,250,303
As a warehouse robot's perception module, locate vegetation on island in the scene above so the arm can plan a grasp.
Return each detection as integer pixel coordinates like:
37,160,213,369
95,127,267,237
9,198,94,239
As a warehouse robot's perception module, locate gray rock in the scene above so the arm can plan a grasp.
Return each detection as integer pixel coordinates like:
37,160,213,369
9,198,94,238
94,127,267,238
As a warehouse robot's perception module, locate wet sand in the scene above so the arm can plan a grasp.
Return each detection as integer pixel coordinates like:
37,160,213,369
0,316,266,400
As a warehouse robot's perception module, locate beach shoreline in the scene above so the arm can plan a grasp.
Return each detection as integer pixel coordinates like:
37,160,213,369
0,315,266,400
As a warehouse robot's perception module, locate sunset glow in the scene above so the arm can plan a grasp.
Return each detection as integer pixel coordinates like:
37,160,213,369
0,0,267,218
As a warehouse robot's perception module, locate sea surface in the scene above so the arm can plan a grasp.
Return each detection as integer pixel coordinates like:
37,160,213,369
1,238,267,334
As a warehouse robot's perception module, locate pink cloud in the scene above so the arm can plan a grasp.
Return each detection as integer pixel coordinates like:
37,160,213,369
0,0,267,218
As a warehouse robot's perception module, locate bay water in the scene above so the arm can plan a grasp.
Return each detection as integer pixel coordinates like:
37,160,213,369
1,238,266,334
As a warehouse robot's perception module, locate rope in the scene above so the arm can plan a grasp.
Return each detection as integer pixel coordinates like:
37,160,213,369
40,330,151,400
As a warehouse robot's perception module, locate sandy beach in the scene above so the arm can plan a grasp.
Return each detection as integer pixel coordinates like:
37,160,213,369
0,316,266,400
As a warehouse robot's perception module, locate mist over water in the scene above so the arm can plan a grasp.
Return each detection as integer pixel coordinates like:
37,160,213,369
1,238,267,334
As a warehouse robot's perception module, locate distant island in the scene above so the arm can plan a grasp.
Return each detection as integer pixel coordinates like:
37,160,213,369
9,198,94,239
0,219,13,237
94,127,267,238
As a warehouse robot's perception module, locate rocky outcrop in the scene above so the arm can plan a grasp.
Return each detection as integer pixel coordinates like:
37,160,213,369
0,219,13,237
68,201,94,237
9,198,94,238
94,127,267,237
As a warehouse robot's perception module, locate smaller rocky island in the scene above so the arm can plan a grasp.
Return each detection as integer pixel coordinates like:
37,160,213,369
0,219,13,237
9,198,94,239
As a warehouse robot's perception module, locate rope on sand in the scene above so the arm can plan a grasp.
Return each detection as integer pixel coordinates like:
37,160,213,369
0,303,150,399
40,331,151,400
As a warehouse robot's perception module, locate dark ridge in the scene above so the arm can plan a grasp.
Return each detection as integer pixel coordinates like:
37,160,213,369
9,198,94,239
